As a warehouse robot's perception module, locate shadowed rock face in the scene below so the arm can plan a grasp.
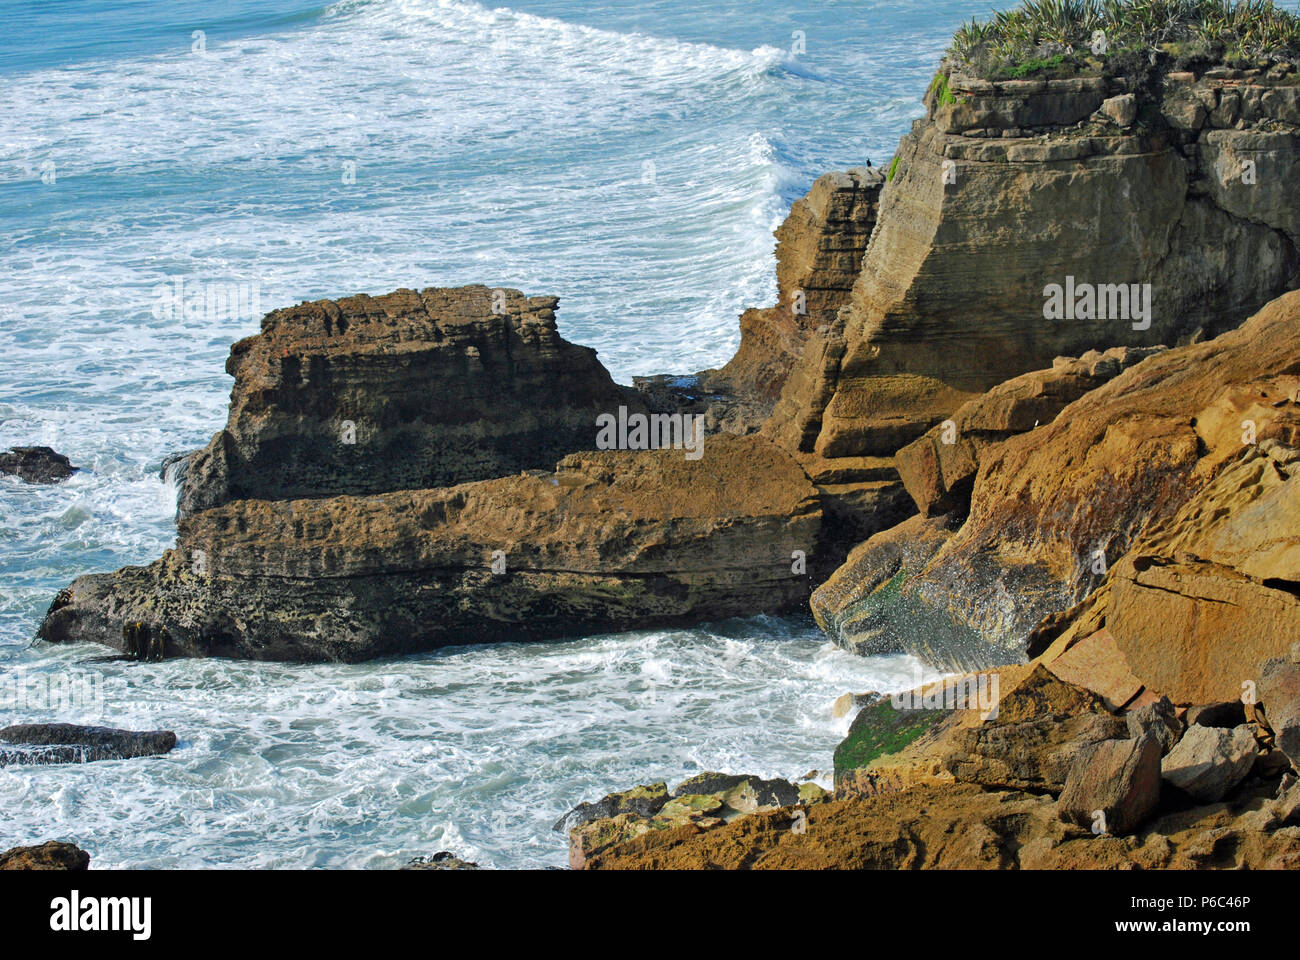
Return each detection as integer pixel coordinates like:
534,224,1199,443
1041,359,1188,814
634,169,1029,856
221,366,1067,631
39,435,821,662
177,286,643,516
0,447,77,484
764,73,1300,464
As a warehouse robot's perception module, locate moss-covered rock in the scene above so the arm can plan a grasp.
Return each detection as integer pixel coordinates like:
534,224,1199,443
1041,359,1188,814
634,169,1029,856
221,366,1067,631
833,698,947,790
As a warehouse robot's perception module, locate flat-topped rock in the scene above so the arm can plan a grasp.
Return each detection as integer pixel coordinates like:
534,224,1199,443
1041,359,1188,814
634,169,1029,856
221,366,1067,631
177,286,643,516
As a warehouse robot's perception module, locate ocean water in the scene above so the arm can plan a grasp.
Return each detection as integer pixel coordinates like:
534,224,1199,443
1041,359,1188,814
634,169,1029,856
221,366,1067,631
1,0,1003,868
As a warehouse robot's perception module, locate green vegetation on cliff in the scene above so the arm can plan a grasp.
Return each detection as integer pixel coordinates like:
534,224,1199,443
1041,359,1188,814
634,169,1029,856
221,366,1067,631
951,0,1300,79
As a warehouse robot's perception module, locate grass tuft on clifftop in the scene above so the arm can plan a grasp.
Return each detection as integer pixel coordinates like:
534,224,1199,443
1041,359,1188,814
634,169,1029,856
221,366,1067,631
951,0,1300,79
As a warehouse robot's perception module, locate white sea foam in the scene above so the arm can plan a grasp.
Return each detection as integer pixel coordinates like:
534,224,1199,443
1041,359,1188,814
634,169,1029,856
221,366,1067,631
1,621,940,868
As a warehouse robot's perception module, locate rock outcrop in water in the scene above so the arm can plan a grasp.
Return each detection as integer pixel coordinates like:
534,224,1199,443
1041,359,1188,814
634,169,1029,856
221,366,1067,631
0,446,77,484
42,424,819,661
176,286,644,516
0,723,178,766
0,841,90,870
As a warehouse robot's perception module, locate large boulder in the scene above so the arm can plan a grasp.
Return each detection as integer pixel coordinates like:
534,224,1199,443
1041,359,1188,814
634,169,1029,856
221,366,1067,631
1259,656,1300,772
176,286,643,516
1161,725,1258,803
1057,735,1162,835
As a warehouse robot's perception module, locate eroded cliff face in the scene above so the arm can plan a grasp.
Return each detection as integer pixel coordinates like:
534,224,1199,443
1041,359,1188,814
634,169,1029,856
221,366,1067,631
178,286,642,516
42,417,820,660
818,291,1300,670
764,69,1300,465
712,168,883,400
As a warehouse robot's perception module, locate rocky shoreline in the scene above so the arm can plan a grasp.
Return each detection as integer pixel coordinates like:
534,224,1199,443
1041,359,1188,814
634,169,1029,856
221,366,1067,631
13,17,1300,869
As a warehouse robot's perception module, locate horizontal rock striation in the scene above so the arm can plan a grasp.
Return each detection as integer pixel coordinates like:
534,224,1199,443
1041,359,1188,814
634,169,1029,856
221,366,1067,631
177,286,642,516
40,435,820,661
763,69,1300,469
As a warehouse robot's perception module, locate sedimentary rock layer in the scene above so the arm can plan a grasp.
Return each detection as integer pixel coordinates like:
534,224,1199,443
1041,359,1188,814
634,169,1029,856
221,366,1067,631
177,286,642,516
817,291,1300,669
713,168,883,400
764,72,1300,464
40,435,820,661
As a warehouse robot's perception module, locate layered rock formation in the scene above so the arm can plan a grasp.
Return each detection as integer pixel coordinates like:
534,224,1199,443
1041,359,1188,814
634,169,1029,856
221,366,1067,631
712,168,884,400
41,432,819,661
894,345,1164,517
763,68,1300,470
817,292,1300,668
176,286,643,516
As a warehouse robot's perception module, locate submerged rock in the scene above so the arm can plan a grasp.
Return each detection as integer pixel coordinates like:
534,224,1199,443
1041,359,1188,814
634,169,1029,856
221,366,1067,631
0,723,177,766
0,841,90,870
403,852,479,870
0,446,77,484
